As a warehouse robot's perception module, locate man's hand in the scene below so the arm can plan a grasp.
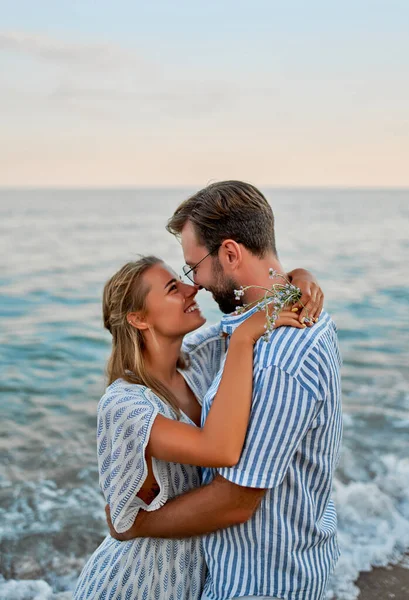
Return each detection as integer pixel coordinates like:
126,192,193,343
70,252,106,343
288,269,324,324
105,505,121,540
105,505,143,542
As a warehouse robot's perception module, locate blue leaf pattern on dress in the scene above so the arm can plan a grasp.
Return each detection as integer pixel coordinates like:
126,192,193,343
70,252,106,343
74,323,224,599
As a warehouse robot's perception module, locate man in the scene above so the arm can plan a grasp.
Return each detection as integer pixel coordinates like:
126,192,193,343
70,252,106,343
108,181,342,600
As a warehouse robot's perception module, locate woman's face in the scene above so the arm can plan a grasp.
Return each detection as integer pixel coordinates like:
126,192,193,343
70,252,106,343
141,263,206,337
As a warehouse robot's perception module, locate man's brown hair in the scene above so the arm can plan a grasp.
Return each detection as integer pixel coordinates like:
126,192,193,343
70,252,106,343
166,180,277,257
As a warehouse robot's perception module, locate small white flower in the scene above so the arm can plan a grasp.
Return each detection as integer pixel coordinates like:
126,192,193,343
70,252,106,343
231,269,308,340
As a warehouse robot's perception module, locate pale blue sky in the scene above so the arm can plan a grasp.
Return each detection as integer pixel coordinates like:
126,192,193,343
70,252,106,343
1,1,408,186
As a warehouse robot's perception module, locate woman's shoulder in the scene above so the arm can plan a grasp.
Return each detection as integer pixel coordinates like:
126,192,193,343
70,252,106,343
97,378,174,419
98,378,155,413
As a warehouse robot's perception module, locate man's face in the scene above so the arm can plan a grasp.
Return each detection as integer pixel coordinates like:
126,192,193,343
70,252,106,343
180,221,240,314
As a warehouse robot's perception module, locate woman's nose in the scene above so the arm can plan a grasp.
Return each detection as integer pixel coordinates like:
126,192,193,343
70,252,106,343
185,283,200,298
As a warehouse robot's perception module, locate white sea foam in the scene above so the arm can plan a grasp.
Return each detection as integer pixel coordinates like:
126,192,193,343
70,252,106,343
0,576,71,600
327,455,409,599
2,457,408,599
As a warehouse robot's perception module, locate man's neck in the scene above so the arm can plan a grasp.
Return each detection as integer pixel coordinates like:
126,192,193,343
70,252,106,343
239,255,286,306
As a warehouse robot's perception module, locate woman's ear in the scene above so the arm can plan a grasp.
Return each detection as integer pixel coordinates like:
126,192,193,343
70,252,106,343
127,312,149,330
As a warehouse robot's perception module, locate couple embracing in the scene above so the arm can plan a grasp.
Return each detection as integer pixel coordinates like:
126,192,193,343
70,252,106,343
74,181,342,600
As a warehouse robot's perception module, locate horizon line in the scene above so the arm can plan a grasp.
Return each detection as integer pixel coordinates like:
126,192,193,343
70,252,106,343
1,185,408,192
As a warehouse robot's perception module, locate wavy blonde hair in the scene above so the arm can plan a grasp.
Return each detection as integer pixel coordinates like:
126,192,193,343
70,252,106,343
102,256,185,417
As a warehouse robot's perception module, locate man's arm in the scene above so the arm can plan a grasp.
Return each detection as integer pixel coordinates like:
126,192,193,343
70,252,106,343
106,474,266,540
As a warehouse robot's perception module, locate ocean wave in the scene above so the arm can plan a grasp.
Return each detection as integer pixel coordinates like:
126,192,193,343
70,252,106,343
1,189,408,599
0,576,72,600
1,456,409,599
327,455,409,599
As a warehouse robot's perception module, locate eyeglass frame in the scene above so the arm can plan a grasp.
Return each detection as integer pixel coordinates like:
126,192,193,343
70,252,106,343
182,246,220,283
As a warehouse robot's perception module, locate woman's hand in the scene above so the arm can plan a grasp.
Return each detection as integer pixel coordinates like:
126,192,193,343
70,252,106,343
287,268,324,324
233,308,306,345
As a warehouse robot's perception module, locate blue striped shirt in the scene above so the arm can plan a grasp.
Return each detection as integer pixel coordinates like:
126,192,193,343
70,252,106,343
201,309,343,600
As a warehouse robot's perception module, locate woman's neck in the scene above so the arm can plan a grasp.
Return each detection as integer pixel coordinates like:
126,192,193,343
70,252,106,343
143,333,184,386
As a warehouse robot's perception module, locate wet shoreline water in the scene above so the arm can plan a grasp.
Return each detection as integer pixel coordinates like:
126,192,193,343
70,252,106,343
1,188,408,599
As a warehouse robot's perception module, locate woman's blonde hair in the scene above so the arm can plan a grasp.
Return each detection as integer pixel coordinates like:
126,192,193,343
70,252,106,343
102,256,185,417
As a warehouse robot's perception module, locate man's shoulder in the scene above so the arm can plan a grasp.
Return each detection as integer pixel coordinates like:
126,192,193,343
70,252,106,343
182,321,223,356
256,311,339,378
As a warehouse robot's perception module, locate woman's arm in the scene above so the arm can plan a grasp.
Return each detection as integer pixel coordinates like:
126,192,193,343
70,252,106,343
146,310,304,469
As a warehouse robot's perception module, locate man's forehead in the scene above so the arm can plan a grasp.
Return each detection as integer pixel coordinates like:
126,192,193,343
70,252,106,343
180,221,204,261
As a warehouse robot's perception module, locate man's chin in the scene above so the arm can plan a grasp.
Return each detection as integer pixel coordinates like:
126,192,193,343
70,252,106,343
212,296,237,315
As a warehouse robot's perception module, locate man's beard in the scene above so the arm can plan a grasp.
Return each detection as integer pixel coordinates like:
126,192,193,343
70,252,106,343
208,258,241,314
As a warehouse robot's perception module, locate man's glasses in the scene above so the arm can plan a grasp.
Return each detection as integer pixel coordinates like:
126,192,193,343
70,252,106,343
182,249,216,283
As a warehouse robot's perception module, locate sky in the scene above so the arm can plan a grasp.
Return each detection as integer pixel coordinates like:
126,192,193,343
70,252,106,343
1,1,408,187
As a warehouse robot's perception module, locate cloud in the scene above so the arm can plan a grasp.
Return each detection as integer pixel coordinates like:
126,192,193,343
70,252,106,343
49,82,235,120
0,30,238,123
0,30,150,73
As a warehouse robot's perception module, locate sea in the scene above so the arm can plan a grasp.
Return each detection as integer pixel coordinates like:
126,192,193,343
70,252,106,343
0,188,408,600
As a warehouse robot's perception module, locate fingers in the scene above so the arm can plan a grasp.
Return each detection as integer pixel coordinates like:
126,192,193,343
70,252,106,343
315,291,324,321
274,310,307,329
105,504,121,540
298,299,316,324
298,284,323,324
275,318,306,329
291,282,311,312
303,290,323,323
105,504,111,521
263,299,323,332
290,284,315,325
277,310,300,319
266,308,308,329
105,505,114,532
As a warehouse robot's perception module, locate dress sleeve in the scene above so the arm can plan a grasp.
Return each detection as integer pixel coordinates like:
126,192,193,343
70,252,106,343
97,384,168,534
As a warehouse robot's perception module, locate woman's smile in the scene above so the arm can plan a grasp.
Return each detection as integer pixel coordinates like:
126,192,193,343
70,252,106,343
184,302,200,314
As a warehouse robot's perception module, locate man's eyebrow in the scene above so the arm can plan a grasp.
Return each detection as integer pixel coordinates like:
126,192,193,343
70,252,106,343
164,278,177,289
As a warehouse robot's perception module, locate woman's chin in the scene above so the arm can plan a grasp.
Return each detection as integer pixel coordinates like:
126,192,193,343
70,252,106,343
185,313,206,333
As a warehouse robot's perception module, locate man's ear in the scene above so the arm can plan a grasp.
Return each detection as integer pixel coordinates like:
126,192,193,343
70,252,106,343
127,312,149,331
219,239,242,270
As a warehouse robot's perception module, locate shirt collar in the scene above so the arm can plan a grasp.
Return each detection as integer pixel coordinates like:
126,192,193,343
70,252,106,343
221,300,270,335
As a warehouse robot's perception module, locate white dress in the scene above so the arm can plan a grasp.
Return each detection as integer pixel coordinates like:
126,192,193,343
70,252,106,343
74,324,225,600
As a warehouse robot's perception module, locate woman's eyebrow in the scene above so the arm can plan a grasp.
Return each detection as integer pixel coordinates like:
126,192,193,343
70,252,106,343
164,278,177,290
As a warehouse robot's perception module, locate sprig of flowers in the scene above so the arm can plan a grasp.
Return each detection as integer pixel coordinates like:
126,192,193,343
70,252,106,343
234,268,308,342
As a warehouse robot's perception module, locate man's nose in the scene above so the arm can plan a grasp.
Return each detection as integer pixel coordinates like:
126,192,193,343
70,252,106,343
189,275,203,290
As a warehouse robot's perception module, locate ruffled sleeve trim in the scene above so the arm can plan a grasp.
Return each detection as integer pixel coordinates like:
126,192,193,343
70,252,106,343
97,382,170,534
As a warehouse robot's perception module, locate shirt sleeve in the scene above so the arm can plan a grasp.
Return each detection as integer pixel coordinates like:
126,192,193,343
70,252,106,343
181,322,226,397
97,385,168,533
218,366,318,489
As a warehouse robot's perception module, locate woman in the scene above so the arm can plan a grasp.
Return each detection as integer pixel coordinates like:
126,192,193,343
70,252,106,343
74,256,316,600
